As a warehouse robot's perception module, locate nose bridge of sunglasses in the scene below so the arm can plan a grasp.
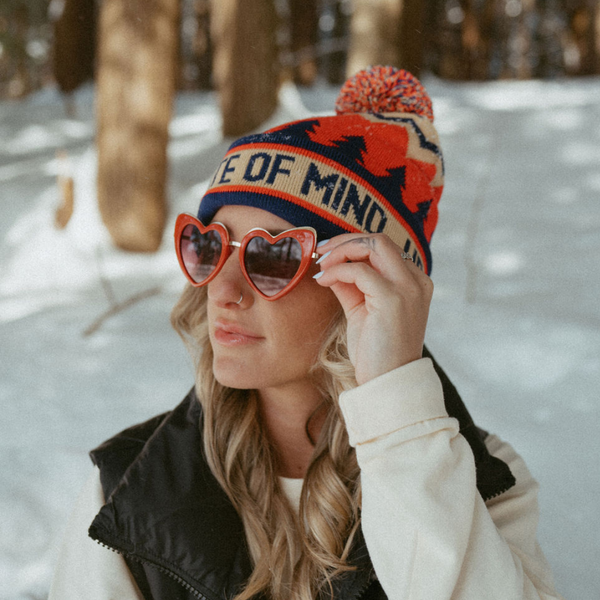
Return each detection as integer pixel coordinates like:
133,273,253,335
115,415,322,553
225,240,243,269
220,240,259,287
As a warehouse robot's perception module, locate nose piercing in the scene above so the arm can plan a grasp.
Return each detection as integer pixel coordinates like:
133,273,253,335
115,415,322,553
235,293,243,305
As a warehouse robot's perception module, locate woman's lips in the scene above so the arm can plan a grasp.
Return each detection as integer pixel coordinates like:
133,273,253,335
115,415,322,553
213,322,263,347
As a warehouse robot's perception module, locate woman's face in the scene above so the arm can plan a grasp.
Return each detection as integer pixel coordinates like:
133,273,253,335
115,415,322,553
206,205,341,395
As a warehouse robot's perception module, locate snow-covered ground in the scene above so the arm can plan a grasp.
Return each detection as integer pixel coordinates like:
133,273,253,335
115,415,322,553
1,76,599,599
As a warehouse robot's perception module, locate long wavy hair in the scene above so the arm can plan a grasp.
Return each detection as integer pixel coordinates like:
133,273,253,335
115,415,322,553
170,284,361,600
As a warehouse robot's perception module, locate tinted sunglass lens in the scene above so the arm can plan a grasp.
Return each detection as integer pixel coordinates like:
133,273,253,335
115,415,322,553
244,237,302,297
180,224,223,284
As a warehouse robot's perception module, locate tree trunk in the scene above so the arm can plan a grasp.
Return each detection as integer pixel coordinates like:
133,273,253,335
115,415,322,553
326,0,351,84
561,0,600,75
96,0,179,252
579,0,600,74
10,5,32,98
513,0,536,80
346,0,401,78
211,0,278,138
53,0,97,94
193,0,213,89
595,1,600,73
397,0,426,77
460,0,482,79
435,0,465,80
289,0,319,85
474,0,498,79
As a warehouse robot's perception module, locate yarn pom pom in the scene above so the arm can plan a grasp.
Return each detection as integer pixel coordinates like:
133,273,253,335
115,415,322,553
335,66,434,122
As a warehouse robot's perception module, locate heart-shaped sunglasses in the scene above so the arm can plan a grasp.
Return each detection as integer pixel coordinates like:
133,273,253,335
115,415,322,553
174,214,319,301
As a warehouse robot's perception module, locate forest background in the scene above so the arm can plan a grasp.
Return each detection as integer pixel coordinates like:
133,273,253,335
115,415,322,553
2,0,600,248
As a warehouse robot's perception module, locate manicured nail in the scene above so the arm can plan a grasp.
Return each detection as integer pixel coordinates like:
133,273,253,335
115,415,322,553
317,239,331,248
313,271,324,279
316,250,331,264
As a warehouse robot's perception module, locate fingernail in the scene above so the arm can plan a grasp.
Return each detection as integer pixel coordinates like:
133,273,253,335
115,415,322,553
316,250,331,264
313,271,324,279
317,239,331,248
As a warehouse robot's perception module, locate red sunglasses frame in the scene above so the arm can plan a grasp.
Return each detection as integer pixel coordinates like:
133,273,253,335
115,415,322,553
174,213,319,301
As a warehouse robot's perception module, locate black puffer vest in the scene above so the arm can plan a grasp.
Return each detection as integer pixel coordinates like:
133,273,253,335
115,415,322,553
89,349,515,600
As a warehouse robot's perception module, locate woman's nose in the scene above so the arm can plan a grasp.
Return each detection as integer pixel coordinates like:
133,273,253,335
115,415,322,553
207,250,251,307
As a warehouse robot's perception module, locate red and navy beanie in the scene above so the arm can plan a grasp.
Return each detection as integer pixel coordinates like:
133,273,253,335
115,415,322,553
198,66,444,274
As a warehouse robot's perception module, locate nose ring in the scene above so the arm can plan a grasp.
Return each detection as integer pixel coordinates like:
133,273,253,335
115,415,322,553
235,293,243,305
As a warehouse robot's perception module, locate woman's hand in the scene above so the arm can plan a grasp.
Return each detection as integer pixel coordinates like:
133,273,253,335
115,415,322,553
314,234,433,386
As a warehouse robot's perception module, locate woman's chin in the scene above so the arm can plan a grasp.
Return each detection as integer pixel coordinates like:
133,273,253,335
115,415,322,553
212,358,261,390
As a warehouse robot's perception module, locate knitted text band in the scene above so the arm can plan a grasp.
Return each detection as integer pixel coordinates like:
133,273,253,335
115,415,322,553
198,66,444,274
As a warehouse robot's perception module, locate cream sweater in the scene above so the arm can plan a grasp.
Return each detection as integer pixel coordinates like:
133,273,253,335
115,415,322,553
50,358,564,600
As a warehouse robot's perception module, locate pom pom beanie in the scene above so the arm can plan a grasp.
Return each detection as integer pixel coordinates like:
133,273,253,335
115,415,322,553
198,66,444,274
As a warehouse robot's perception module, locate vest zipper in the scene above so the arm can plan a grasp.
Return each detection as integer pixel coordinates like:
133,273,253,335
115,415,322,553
483,482,514,501
92,537,211,600
95,535,377,600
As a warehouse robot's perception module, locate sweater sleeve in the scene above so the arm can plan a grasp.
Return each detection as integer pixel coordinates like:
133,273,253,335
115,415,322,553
48,467,144,600
338,358,564,600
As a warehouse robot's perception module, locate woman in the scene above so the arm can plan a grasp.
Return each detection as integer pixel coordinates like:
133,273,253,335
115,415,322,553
50,67,563,600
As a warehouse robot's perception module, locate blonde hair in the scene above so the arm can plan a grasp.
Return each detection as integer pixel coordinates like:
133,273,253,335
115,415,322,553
170,284,362,600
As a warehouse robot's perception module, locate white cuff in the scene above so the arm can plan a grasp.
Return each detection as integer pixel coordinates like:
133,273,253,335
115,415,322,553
339,358,448,446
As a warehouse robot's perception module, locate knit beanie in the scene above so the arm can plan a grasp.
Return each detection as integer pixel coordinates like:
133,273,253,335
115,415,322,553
198,66,444,274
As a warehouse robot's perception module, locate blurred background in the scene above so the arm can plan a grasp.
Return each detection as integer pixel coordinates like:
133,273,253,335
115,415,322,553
1,0,599,598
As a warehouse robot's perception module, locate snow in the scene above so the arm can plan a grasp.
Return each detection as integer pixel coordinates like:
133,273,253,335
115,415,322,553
1,76,599,599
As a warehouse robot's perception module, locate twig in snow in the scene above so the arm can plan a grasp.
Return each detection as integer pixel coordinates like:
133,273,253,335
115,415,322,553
83,246,162,336
95,246,118,306
464,128,501,304
82,286,162,337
